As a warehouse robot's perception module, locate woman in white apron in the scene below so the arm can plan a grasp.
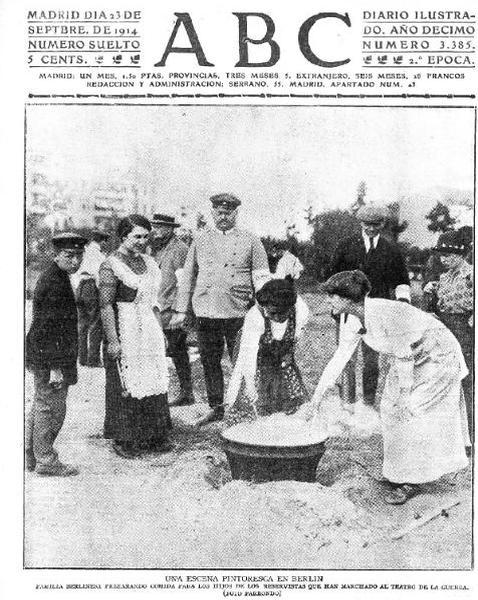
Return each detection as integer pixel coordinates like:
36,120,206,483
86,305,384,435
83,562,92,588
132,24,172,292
309,270,469,504
99,215,171,458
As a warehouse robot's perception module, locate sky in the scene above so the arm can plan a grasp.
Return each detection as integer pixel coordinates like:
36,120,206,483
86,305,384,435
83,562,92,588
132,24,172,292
26,105,474,240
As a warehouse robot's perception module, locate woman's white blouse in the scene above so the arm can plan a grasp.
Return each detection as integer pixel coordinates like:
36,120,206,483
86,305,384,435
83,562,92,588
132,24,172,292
313,297,447,401
225,296,309,405
243,294,307,338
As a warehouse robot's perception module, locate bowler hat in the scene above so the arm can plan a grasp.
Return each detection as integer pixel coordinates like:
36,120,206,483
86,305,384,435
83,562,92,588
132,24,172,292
356,204,388,223
434,231,467,255
210,193,241,209
90,229,109,242
52,232,88,250
151,213,180,227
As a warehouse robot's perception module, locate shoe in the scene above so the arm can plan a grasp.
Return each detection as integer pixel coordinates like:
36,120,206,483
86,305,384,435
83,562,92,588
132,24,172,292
169,395,195,407
363,396,376,407
383,483,419,505
196,406,225,426
148,440,175,453
112,441,139,459
36,463,80,477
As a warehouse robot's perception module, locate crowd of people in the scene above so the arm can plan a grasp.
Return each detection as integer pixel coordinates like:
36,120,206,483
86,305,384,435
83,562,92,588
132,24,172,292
25,193,473,505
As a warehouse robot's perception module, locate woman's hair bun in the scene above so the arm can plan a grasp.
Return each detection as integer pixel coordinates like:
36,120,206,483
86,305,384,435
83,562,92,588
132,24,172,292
256,277,297,311
322,270,371,302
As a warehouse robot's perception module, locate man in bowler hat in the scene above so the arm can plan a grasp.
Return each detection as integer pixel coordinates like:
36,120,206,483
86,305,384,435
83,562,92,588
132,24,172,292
171,193,269,424
329,204,410,406
26,232,87,476
150,213,194,406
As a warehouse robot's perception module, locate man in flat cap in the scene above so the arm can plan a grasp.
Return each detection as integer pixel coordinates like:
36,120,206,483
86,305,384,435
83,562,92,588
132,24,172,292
74,230,109,367
150,213,194,406
329,204,410,406
26,232,87,476
171,193,270,424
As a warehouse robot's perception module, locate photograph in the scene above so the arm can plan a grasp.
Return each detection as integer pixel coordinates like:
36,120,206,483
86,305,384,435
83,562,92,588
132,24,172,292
24,104,474,570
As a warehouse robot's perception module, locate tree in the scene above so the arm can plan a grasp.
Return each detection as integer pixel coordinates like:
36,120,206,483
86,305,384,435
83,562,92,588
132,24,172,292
426,201,456,233
308,209,361,279
399,243,431,270
384,201,408,241
350,180,367,214
304,204,315,226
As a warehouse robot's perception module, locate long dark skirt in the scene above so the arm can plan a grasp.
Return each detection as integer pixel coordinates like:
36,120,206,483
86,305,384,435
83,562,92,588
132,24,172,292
103,354,172,443
256,362,309,416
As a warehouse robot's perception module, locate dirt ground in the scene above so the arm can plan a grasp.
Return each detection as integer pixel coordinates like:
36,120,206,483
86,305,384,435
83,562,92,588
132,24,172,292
24,293,472,569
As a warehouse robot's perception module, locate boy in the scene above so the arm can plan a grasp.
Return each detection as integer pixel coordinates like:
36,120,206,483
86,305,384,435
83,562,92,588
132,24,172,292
26,232,87,476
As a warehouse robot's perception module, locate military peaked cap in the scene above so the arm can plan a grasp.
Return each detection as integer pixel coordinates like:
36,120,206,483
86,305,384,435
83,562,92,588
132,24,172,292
210,193,241,209
52,232,88,250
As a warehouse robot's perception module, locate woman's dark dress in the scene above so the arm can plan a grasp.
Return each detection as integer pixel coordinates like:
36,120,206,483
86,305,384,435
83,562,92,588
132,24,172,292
227,307,309,425
255,309,309,416
99,252,171,444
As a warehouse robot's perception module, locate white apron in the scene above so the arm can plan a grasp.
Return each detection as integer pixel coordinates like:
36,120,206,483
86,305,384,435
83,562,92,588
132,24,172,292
380,327,469,483
109,254,168,399
313,298,469,484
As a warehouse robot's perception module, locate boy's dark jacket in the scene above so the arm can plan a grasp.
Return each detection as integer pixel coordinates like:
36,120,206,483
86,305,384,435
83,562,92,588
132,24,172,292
26,261,79,384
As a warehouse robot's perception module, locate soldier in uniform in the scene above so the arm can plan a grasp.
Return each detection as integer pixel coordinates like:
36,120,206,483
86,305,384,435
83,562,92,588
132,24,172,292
25,232,87,476
171,193,270,424
424,230,474,444
329,204,410,406
150,213,194,406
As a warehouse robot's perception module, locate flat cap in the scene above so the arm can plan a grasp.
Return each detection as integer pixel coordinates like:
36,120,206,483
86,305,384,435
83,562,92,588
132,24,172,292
356,204,388,223
52,232,88,250
210,193,241,209
434,230,467,255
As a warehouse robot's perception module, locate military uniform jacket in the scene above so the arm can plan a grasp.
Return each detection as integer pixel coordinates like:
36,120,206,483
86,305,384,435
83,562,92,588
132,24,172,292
176,227,269,319
329,234,410,299
26,261,79,382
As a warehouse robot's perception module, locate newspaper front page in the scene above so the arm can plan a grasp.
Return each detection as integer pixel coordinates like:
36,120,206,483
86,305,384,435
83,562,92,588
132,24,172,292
0,0,476,598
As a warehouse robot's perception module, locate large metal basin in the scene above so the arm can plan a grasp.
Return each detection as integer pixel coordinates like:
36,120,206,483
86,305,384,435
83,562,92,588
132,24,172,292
221,428,327,483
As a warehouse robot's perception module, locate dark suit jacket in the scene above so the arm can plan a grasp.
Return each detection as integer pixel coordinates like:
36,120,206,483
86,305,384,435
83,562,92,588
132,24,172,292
329,235,410,299
26,262,78,383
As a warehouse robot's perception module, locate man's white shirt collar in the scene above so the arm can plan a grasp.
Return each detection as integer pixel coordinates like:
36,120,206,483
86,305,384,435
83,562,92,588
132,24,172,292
362,231,380,251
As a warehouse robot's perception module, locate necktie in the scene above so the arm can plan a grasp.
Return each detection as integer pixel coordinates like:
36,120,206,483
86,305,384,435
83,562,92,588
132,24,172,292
368,237,375,254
